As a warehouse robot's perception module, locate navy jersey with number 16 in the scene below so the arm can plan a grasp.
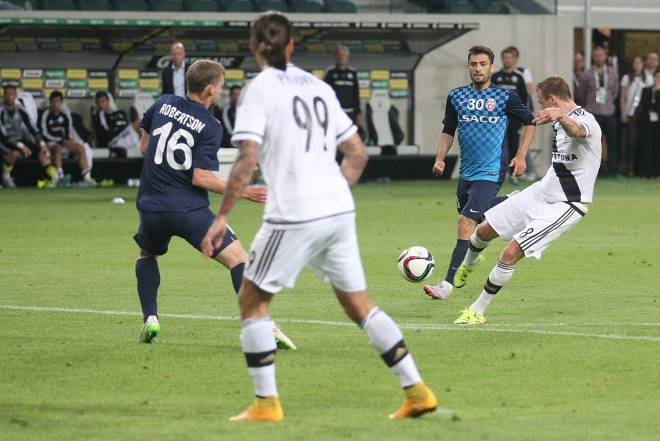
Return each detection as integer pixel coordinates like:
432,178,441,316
137,95,223,212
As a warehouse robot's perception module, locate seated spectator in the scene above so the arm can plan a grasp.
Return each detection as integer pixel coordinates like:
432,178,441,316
0,122,25,188
1,85,58,188
92,91,141,152
39,90,94,187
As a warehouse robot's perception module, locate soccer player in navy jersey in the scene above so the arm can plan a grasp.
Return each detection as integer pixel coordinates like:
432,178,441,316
423,45,536,303
133,59,295,349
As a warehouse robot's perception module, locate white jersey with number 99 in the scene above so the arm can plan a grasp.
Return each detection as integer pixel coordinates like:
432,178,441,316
232,64,357,225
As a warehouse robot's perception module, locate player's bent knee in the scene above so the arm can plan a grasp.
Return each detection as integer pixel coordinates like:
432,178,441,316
213,240,248,269
477,221,499,241
138,248,158,260
500,241,524,264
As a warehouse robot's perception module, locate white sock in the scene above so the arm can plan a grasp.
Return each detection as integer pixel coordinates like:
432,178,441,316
82,169,92,182
56,167,64,180
3,172,10,180
465,230,491,266
84,142,93,170
361,307,422,388
471,261,515,314
241,316,278,397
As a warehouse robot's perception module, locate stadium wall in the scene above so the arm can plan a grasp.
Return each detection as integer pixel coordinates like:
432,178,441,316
1,11,573,181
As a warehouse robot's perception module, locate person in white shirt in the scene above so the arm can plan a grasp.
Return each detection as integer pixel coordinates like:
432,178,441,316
451,75,602,325
201,11,436,423
161,42,188,97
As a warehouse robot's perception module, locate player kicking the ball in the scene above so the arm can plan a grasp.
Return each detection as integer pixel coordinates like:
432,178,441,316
202,12,437,422
423,45,536,302
451,75,602,324
133,59,295,349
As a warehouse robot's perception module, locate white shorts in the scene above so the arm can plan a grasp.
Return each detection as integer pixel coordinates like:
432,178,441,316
244,212,367,294
485,182,588,260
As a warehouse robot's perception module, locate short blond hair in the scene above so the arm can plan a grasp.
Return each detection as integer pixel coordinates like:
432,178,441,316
535,75,572,101
186,60,225,94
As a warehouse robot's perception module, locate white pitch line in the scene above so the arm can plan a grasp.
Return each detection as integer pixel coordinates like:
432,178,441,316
2,304,660,342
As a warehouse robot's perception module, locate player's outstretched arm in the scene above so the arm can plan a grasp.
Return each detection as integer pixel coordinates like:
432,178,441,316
510,124,535,176
337,132,368,189
533,108,586,138
201,139,259,257
192,169,267,203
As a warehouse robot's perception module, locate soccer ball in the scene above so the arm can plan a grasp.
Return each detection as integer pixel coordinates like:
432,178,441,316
397,246,435,283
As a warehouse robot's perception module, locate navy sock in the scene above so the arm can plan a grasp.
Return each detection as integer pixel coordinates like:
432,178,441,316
445,239,468,285
230,262,245,294
136,258,160,321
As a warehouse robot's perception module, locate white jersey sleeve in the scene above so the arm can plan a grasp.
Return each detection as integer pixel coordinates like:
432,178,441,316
538,107,602,204
232,64,358,225
232,82,268,147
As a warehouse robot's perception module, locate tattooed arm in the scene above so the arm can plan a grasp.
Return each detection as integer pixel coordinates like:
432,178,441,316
337,132,368,189
201,139,259,257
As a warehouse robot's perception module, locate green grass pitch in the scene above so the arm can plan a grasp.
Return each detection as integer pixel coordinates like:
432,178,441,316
1,179,659,440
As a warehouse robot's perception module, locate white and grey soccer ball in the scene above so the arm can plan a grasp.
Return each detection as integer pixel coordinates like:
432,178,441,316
397,246,435,283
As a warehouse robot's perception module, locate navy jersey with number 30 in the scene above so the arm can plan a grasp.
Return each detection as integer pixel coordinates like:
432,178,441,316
137,95,222,212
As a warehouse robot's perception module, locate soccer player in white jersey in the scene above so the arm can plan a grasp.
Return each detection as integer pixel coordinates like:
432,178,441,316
451,75,602,324
201,12,437,422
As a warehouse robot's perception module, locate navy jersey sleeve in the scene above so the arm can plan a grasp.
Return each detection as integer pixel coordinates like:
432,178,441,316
192,119,223,171
442,93,458,136
505,91,535,126
140,99,158,134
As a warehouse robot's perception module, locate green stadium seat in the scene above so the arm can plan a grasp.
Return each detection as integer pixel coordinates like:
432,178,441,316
290,0,323,12
184,0,219,11
256,0,288,12
81,0,113,10
225,0,254,11
42,0,76,9
149,0,184,11
324,0,356,13
447,0,477,13
114,0,148,10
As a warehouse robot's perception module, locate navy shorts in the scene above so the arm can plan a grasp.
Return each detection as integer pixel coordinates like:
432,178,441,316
133,207,238,257
455,178,502,223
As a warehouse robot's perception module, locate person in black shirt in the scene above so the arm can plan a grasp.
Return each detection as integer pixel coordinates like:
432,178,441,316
39,91,93,186
636,69,660,179
93,91,141,150
491,47,530,185
212,85,240,148
324,45,362,128
1,85,58,188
